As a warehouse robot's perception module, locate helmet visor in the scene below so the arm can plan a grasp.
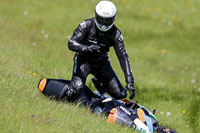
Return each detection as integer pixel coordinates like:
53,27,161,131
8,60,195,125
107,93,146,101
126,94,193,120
95,12,115,26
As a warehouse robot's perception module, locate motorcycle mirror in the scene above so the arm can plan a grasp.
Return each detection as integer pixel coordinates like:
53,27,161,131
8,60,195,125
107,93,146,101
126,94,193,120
153,109,157,114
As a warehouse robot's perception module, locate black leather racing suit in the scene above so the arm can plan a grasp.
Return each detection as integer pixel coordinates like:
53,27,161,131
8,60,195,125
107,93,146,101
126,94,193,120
67,17,134,100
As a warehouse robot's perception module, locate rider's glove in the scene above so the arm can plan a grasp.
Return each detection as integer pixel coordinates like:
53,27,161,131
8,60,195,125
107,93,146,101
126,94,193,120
82,44,101,53
126,82,135,99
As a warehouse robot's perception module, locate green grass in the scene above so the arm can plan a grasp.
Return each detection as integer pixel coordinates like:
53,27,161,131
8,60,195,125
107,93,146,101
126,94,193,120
0,0,199,132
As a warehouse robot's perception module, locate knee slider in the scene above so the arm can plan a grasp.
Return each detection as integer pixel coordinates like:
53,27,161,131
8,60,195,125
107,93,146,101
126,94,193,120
71,78,84,94
65,86,77,101
66,79,83,101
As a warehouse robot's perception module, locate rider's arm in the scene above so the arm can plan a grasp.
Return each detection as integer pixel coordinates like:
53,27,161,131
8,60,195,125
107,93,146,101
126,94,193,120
68,21,90,52
113,31,134,84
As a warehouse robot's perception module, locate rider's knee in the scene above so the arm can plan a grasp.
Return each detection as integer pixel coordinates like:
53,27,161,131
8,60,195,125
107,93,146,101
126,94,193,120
112,91,127,100
108,85,127,100
108,78,127,100
66,76,84,101
71,77,84,93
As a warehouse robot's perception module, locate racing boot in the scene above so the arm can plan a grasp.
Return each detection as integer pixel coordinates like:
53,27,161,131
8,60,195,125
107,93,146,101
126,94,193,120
92,77,106,94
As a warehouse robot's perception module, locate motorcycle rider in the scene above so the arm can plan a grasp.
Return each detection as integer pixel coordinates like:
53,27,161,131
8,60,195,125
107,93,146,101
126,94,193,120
67,0,135,101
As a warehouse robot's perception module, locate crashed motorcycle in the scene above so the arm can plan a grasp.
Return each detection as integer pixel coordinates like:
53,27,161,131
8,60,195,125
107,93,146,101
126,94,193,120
38,78,177,133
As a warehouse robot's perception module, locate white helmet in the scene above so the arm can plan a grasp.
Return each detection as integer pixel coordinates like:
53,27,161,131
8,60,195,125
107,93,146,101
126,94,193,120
95,1,117,32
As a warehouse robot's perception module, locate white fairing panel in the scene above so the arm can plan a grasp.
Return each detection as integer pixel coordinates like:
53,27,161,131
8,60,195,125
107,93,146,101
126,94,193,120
133,118,151,133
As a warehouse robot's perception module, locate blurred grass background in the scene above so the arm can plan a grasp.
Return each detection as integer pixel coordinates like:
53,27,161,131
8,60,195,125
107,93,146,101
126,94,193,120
0,0,199,132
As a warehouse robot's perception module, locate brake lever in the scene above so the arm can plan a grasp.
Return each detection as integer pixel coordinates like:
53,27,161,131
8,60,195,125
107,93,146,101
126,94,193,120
129,100,138,110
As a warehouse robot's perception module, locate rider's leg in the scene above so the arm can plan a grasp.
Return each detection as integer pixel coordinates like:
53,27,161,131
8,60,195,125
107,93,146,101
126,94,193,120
66,55,91,101
92,61,127,100
91,76,106,94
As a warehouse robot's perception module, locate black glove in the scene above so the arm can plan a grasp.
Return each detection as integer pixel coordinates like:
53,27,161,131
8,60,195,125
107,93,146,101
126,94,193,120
83,44,101,53
126,83,135,99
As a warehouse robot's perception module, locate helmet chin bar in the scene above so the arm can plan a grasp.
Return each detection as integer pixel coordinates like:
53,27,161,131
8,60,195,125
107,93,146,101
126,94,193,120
95,20,113,32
